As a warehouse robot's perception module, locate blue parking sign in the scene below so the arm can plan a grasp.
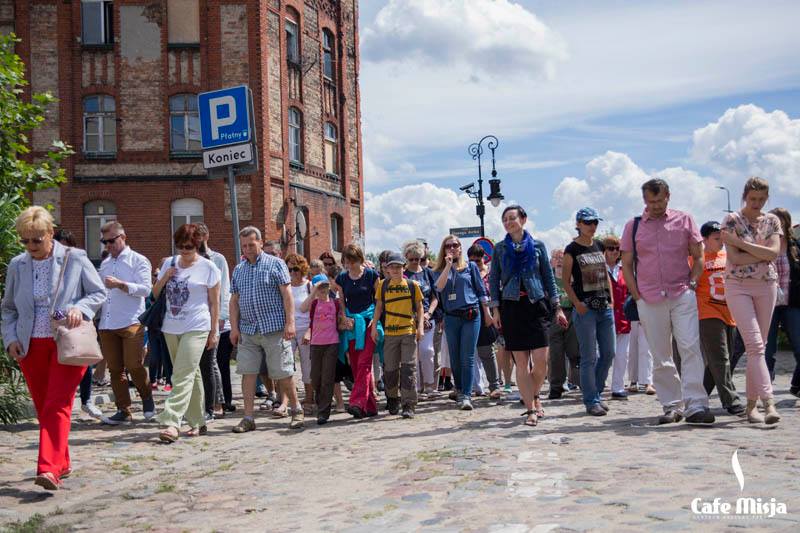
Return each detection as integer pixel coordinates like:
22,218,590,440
198,85,251,149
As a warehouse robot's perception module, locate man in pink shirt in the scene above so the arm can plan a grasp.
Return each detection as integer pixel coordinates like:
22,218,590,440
621,178,714,425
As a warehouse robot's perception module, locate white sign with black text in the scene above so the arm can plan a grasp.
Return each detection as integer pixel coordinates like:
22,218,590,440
202,143,253,169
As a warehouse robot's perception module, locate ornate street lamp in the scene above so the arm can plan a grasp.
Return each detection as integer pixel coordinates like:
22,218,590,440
463,135,503,237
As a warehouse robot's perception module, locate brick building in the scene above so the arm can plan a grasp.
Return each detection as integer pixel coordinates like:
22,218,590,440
6,0,364,267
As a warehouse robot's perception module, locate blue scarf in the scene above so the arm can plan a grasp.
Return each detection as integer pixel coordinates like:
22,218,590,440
502,230,536,276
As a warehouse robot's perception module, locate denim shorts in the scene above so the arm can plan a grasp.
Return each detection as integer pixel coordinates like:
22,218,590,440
236,331,294,379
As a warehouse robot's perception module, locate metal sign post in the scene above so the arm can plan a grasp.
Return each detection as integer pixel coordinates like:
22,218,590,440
228,164,241,260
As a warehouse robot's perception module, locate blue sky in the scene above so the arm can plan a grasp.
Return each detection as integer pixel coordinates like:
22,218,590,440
358,1,800,252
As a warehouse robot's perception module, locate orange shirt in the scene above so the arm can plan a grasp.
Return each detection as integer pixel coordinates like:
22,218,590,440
693,250,735,326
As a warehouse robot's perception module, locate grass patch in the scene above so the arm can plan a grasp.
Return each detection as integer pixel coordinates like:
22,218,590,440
415,449,457,462
1,514,68,533
155,482,176,494
361,504,397,521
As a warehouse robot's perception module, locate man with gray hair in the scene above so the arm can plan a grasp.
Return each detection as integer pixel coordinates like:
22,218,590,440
97,221,155,425
229,226,303,431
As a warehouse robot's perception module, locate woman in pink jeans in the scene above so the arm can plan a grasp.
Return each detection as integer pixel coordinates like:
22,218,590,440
721,177,782,425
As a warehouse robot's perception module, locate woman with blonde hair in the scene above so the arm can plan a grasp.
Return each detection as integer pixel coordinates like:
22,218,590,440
721,177,782,424
2,206,105,489
434,235,492,411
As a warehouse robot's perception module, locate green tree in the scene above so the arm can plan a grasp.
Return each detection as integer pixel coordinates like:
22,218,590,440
0,33,73,424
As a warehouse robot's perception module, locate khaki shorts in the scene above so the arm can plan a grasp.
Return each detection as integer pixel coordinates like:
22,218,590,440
236,331,294,379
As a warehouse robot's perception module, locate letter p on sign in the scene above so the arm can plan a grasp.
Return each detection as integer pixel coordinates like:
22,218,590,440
209,96,236,140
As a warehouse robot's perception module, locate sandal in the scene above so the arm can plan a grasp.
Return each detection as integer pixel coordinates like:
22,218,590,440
521,409,538,426
185,425,207,437
533,394,545,419
271,405,289,418
158,426,179,443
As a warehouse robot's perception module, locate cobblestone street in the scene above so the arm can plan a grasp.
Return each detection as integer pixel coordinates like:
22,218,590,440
2,355,799,532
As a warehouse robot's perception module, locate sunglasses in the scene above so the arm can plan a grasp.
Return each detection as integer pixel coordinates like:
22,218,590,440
444,243,461,249
323,262,334,267
605,246,619,251
288,267,301,273
176,243,196,250
407,257,421,262
20,237,45,245
581,220,599,226
100,234,122,245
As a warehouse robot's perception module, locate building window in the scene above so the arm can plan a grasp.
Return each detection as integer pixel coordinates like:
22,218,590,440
81,0,114,45
84,200,117,263
295,208,309,257
324,122,338,176
323,29,335,81
168,0,200,44
288,107,302,164
330,214,343,253
169,94,200,153
83,95,116,155
286,13,299,65
171,199,204,252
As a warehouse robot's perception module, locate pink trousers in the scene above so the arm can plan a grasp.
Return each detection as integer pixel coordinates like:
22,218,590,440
725,277,777,400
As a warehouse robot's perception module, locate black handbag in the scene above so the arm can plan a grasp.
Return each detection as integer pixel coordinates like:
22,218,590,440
138,257,175,333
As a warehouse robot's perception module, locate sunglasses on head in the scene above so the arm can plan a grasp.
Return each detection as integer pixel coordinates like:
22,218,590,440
288,267,301,273
21,237,45,245
176,243,196,250
100,234,122,245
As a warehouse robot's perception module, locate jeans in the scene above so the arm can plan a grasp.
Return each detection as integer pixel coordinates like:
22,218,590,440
573,308,616,407
765,305,800,386
443,314,481,399
215,331,234,406
79,365,93,405
148,330,173,385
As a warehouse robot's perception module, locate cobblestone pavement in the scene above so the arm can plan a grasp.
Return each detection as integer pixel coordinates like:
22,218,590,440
1,354,799,532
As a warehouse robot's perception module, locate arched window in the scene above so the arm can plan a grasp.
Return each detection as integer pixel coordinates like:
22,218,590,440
322,29,335,81
330,213,343,252
171,199,204,252
83,95,116,154
84,200,117,262
324,122,338,176
286,9,300,65
169,94,200,153
288,107,303,164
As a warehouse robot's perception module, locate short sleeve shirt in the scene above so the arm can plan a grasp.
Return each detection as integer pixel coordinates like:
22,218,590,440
564,240,610,304
375,278,424,336
722,211,783,281
336,268,379,314
230,252,291,335
404,268,436,312
159,257,221,335
693,250,735,326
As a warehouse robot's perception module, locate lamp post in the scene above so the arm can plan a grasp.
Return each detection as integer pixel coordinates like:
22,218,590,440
463,135,504,237
717,186,732,213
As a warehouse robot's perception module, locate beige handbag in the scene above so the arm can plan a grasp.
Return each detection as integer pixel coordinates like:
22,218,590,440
50,248,104,366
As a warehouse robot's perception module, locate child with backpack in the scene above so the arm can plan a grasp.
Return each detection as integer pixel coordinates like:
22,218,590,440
303,274,342,425
370,252,424,418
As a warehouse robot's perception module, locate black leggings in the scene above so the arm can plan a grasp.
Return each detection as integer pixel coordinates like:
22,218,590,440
215,331,234,406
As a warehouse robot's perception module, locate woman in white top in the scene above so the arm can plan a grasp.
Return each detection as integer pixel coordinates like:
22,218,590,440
153,224,220,442
285,253,314,412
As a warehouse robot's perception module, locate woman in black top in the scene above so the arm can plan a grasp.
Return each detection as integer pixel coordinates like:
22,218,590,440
562,207,616,417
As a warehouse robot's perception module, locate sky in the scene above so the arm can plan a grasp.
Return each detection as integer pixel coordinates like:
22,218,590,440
358,0,800,253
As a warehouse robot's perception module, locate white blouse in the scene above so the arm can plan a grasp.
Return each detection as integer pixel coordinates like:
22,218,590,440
31,257,54,338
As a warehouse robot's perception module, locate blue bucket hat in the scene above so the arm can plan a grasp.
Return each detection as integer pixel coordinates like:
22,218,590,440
311,274,330,288
576,207,603,222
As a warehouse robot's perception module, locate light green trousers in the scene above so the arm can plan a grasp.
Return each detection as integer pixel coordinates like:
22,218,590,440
157,331,208,429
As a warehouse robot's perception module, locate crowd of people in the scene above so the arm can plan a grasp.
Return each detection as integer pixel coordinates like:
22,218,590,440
3,175,799,491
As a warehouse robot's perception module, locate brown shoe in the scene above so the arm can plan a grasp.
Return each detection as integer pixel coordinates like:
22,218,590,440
232,417,256,433
645,384,656,395
289,408,305,430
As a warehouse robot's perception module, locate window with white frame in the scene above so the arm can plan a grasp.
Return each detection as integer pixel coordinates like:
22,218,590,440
288,107,302,164
169,94,201,153
286,15,299,64
171,199,204,252
322,29,335,81
81,0,114,45
330,213,343,252
83,95,116,155
84,200,117,263
324,122,338,175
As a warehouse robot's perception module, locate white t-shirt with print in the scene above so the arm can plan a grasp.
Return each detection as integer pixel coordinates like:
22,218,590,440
158,257,221,335
290,281,312,331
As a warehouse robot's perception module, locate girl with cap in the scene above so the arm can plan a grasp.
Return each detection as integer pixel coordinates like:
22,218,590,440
489,206,563,426
562,207,616,417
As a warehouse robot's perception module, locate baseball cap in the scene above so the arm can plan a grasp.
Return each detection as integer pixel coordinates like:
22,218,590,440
700,221,721,238
385,252,405,266
311,274,330,288
576,207,603,222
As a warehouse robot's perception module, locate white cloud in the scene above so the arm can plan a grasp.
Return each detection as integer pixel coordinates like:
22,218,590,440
690,104,800,197
361,0,567,79
365,182,511,252
552,176,590,211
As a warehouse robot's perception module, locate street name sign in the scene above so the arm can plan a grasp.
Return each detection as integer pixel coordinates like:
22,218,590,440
203,143,253,169
450,226,482,239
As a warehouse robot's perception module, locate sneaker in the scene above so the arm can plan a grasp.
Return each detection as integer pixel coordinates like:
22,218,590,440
657,410,683,425
204,411,214,423
232,417,256,433
224,403,237,413
142,398,156,421
377,378,385,392
259,399,274,411
150,383,159,391
255,384,267,398
599,401,610,412
460,399,473,411
401,406,415,419
346,405,365,419
81,402,103,419
503,384,513,394
685,408,715,426
101,410,132,426
586,404,606,416
34,472,61,491
316,415,329,425
386,397,400,415
611,391,628,400
726,404,746,416
289,408,305,429
163,384,173,393
547,388,563,400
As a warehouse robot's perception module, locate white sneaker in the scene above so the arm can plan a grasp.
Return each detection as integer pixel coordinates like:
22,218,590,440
460,399,474,411
81,403,103,419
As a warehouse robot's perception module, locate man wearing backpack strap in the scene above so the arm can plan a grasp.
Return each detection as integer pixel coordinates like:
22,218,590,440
371,252,424,418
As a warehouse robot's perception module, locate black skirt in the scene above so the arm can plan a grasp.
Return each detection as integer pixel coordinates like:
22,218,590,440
500,297,550,351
